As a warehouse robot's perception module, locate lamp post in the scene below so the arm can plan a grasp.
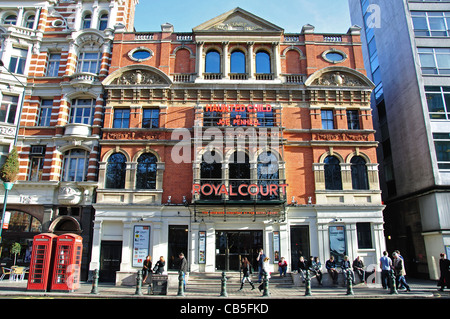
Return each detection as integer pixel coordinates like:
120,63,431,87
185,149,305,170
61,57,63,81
0,60,26,244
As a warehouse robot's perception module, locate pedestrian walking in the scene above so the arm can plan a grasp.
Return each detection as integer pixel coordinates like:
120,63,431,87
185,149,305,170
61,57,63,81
278,257,287,277
326,256,338,285
298,256,307,283
438,253,450,292
142,255,152,283
258,257,271,291
239,257,255,291
310,256,323,286
153,256,165,274
178,252,188,290
341,255,355,284
256,248,266,283
393,252,411,292
379,251,392,289
352,256,365,283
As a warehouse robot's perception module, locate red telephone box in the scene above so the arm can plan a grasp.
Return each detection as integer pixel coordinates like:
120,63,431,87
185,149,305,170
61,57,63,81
27,233,58,292
50,233,83,292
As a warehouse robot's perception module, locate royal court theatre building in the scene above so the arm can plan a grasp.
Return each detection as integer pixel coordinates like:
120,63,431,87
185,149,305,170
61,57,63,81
91,7,386,284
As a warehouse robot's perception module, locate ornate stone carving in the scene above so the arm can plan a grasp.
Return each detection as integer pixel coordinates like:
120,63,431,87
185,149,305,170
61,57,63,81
312,72,363,87
103,131,161,140
112,70,166,85
313,133,370,142
58,186,82,205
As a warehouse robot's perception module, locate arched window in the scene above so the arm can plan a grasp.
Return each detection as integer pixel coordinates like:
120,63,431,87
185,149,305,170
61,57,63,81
3,210,41,233
61,149,89,182
205,50,221,74
256,51,271,74
82,13,92,29
324,156,342,190
200,151,222,200
105,153,126,189
230,50,246,74
98,13,108,31
351,156,369,190
136,153,157,189
257,151,279,200
229,151,250,200
24,15,35,29
4,14,17,25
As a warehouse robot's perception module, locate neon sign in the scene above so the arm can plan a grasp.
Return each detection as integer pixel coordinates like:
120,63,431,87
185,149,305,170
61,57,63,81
204,104,273,126
192,183,287,197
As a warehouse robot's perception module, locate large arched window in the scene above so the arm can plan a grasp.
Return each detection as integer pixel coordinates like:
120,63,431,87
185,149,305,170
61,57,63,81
105,153,127,189
3,210,41,233
256,51,271,74
230,50,246,74
61,149,89,182
200,151,222,200
136,153,157,189
229,151,250,200
324,155,342,190
351,156,369,190
257,151,279,200
205,50,221,74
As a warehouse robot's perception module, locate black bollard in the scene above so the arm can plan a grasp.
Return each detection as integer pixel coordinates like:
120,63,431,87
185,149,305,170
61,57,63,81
262,273,270,297
90,269,99,295
389,269,398,295
305,270,312,296
346,270,354,295
220,271,228,297
135,270,143,296
177,271,185,296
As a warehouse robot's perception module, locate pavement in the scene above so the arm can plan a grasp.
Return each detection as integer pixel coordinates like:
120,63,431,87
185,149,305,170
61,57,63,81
0,276,447,317
0,276,447,299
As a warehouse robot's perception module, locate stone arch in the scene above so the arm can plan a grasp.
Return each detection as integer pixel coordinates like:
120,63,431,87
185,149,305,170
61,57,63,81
48,216,82,235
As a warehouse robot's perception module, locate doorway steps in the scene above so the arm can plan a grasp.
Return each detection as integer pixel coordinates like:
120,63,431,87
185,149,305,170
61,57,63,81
186,272,294,292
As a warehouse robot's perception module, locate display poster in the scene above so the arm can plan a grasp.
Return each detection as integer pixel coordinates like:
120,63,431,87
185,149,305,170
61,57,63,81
133,225,151,267
198,231,206,264
273,231,280,262
445,245,450,260
329,225,346,265
2,211,11,229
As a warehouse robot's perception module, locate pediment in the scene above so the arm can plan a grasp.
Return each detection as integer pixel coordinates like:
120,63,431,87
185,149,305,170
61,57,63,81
193,7,283,33
305,66,375,89
102,65,172,87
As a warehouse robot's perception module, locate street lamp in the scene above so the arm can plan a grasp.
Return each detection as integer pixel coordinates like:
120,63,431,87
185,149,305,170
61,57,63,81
0,59,26,242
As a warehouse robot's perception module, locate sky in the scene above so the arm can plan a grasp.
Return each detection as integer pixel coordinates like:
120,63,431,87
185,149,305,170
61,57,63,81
133,0,352,34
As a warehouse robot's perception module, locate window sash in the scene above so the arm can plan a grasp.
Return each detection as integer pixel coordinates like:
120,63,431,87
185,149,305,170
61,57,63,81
321,110,334,129
142,109,159,128
47,54,61,77
77,52,100,74
113,109,130,128
0,95,18,124
70,99,94,125
62,150,88,182
38,100,53,126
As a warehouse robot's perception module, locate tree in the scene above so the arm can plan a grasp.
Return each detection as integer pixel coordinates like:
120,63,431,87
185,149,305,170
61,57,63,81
0,147,19,183
11,242,21,266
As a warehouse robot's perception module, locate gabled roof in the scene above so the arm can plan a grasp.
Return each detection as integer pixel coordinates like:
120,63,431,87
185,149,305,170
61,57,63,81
193,7,283,34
